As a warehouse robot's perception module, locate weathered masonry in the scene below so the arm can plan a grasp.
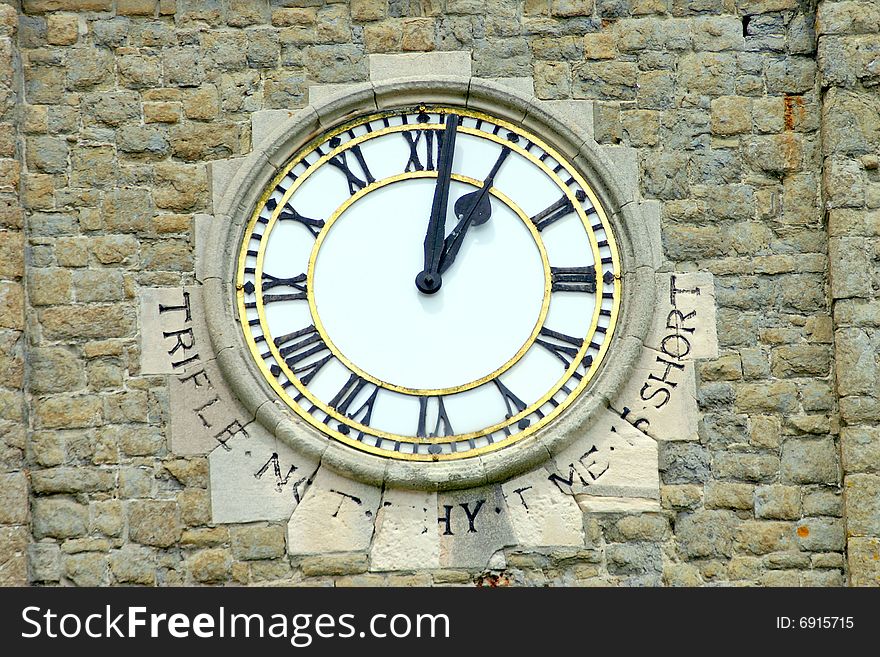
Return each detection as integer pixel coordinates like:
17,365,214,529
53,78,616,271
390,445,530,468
0,1,878,587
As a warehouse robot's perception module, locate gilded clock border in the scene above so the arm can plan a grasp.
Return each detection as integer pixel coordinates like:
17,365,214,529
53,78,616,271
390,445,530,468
235,105,622,460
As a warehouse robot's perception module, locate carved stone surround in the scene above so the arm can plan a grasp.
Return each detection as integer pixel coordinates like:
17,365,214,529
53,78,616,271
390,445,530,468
137,52,719,569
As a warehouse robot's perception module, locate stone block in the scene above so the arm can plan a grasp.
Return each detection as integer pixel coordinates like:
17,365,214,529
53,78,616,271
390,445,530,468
754,485,801,520
230,523,286,561
287,467,381,555
188,548,232,584
28,542,61,583
369,51,472,81
110,546,156,585
128,500,181,548
848,537,880,586
612,346,699,442
845,474,880,537
501,467,584,548
371,488,440,571
841,426,880,474
644,272,718,362
138,286,203,375
0,472,27,524
550,407,660,499
32,496,88,539
210,421,319,524
781,438,839,485
676,510,734,559
438,485,515,569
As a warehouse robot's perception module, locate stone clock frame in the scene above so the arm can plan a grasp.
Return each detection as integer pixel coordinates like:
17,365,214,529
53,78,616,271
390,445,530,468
138,52,719,566
206,76,652,490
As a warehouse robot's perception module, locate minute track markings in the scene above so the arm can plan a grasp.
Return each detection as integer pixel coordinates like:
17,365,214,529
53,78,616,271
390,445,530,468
238,106,621,459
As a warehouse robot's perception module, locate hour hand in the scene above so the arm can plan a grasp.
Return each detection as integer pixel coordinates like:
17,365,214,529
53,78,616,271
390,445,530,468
438,145,512,275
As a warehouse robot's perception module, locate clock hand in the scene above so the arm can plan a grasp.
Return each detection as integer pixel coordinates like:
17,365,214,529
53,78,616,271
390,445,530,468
415,113,460,295
437,144,512,275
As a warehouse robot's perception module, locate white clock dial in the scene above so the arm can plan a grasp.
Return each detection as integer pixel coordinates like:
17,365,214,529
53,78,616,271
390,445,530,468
237,106,621,461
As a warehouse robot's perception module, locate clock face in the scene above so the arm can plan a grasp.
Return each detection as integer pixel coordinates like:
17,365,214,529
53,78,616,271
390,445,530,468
236,105,621,461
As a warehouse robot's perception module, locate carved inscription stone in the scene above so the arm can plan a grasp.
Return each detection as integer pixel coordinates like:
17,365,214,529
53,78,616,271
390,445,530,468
438,485,515,569
549,407,660,501
209,420,319,524
370,488,440,572
287,467,382,556
501,468,585,548
614,347,699,442
612,272,717,443
138,286,252,455
645,272,719,361
138,287,209,375
170,357,251,455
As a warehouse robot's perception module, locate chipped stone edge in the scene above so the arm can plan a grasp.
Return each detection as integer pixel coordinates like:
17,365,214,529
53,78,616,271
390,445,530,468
202,72,659,491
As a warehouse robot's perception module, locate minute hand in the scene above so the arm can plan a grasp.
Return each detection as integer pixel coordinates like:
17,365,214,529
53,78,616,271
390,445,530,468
437,146,511,275
423,114,460,274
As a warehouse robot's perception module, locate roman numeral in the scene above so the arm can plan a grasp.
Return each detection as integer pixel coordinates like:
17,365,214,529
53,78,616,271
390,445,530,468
529,190,587,231
326,372,379,437
551,266,596,293
417,396,454,438
403,128,443,172
278,204,324,238
536,327,584,368
261,272,307,303
329,144,375,195
494,379,531,433
271,324,332,385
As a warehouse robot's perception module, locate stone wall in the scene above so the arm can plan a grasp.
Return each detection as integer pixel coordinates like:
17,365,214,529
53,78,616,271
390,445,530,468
2,0,874,586
0,3,26,586
818,0,880,587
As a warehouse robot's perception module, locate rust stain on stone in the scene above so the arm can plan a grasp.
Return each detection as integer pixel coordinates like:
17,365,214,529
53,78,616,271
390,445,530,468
475,573,510,587
783,95,803,131
797,525,810,538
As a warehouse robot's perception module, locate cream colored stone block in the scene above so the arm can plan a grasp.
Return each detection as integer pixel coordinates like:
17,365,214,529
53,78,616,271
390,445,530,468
549,407,660,499
308,83,366,108
207,157,246,214
194,213,212,284
645,272,718,361
369,51,473,81
612,345,700,442
637,200,662,269
370,488,439,572
438,485,515,568
538,99,594,139
502,468,584,547
576,496,662,513
490,77,535,97
252,109,301,149
170,357,252,455
598,145,640,204
210,421,319,524
138,286,209,375
287,467,381,555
